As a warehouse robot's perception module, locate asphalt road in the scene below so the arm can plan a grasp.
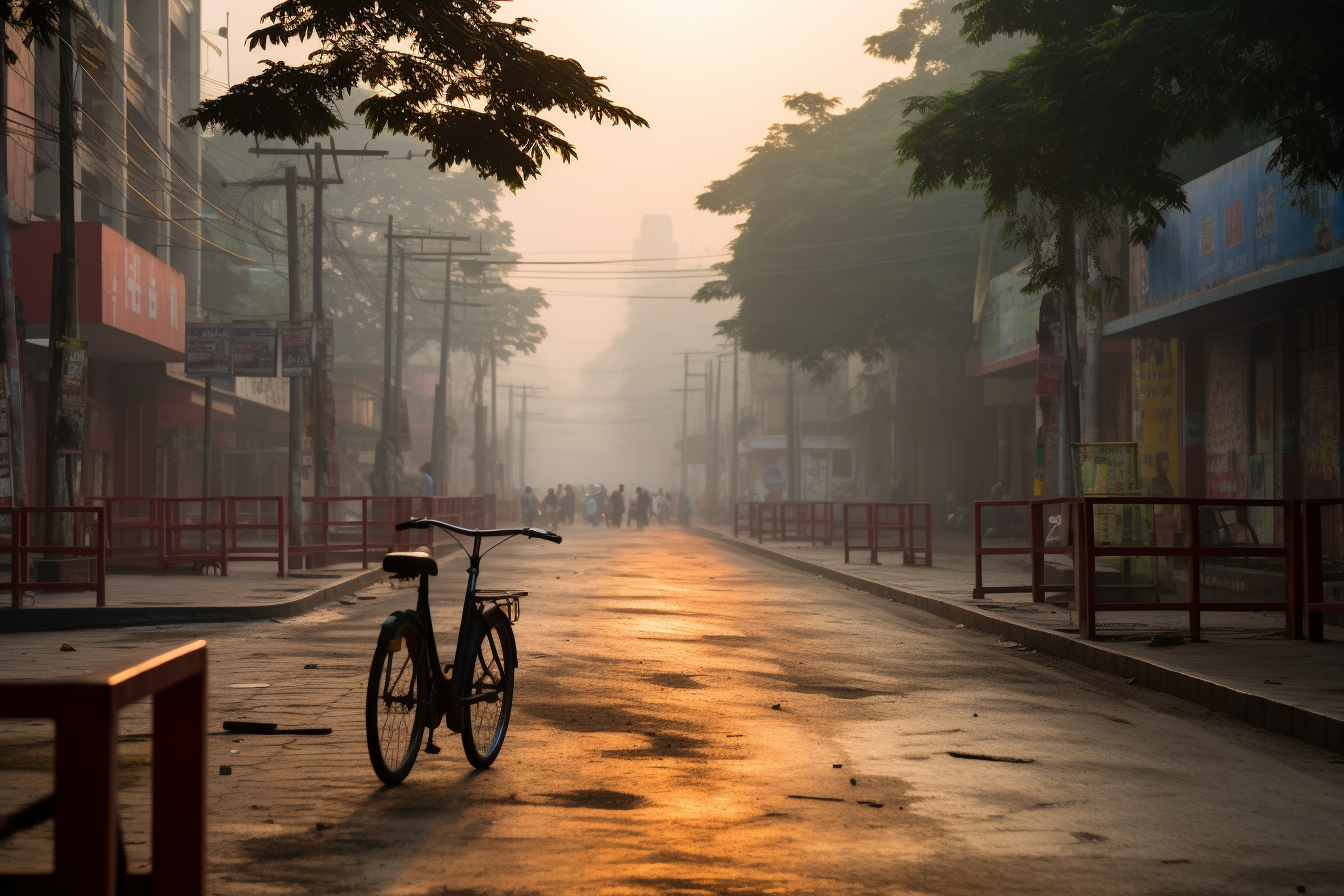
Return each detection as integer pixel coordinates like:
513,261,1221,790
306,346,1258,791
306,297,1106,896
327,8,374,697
3,526,1343,895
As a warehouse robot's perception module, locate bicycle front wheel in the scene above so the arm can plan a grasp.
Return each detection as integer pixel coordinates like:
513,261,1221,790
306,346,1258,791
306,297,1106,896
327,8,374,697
366,612,428,785
460,606,516,769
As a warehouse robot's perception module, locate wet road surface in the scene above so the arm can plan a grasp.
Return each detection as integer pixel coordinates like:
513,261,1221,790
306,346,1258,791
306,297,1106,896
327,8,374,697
3,525,1343,894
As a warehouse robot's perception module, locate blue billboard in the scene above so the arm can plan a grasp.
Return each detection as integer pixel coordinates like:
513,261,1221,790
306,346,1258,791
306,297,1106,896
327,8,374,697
1137,140,1344,311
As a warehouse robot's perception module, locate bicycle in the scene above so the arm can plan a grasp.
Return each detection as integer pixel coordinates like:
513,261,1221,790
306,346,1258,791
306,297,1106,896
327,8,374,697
365,518,562,785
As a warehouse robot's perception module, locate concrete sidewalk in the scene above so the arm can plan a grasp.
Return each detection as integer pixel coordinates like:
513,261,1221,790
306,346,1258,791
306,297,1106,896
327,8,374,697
700,524,1344,754
0,558,419,633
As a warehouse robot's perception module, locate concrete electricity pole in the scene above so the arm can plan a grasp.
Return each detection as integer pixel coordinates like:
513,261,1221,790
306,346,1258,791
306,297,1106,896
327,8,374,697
250,143,386,497
729,337,739,505
785,360,798,501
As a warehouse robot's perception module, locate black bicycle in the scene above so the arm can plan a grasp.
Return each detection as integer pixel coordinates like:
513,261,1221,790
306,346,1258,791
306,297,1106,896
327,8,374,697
365,519,562,784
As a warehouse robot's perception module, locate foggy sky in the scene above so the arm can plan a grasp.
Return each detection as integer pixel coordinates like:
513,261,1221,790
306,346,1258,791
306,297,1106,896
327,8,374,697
201,1,911,489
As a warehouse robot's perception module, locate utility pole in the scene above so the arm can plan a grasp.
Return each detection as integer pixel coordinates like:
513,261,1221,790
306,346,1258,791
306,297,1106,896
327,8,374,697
0,19,26,509
673,351,712,502
45,3,81,515
785,360,798,501
506,383,514,490
285,167,303,541
680,353,689,497
393,250,407,457
250,143,386,497
729,338,739,505
383,236,485,492
509,384,546,490
375,215,394,494
712,354,723,511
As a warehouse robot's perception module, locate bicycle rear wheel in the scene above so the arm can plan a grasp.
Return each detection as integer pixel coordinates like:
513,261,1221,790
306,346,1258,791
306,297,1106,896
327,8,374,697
366,613,428,785
459,606,516,769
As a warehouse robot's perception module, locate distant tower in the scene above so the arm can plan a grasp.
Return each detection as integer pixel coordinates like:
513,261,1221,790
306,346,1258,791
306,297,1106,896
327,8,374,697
633,214,677,262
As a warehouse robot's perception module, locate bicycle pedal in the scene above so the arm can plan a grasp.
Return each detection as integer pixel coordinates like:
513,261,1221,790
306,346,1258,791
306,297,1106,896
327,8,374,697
424,742,441,754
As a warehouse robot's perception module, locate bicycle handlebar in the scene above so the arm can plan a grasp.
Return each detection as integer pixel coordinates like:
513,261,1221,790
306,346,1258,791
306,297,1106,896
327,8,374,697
395,518,563,544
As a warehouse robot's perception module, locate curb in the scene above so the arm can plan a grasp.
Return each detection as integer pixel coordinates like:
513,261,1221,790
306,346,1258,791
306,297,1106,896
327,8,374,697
697,527,1344,754
0,565,391,633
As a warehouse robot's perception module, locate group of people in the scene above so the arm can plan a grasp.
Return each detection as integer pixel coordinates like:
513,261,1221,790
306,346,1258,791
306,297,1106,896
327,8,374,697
519,482,692,529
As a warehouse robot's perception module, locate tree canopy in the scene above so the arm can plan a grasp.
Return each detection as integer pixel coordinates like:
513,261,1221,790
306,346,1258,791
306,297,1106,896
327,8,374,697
897,0,1344,293
694,0,1026,370
180,0,647,190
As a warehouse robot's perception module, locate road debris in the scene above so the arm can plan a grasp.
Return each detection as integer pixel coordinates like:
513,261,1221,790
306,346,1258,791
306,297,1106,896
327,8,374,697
786,795,845,802
223,721,332,735
856,800,883,808
770,703,782,710
948,751,1035,764
304,663,319,669
219,766,232,776
59,643,75,651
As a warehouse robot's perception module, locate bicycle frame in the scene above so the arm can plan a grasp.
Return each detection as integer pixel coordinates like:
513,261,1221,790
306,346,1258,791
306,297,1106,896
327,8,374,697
394,520,558,738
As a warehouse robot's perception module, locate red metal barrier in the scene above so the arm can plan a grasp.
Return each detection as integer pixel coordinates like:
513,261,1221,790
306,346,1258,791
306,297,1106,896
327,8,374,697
843,503,933,565
0,640,207,895
756,502,836,545
972,499,1078,601
732,502,760,538
1296,499,1342,641
1077,497,1293,641
86,496,286,577
3,506,106,608
291,495,489,569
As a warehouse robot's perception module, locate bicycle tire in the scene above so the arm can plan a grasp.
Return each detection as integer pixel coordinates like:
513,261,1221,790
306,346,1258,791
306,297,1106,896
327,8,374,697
459,606,516,769
366,612,429,785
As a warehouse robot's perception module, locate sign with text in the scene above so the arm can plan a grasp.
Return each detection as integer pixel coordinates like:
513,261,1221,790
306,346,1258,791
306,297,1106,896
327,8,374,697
231,325,278,377
281,324,313,377
184,325,231,377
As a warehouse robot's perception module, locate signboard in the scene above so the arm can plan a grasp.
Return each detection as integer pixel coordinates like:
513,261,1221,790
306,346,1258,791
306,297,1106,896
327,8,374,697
281,324,313,377
231,325,278,377
1133,339,1179,505
185,324,231,377
1073,442,1141,496
980,263,1043,367
1136,139,1344,311
55,336,87,453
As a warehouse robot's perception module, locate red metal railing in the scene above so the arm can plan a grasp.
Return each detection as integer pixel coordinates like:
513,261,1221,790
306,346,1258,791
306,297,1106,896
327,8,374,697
1296,498,1342,642
86,496,286,577
756,501,837,545
732,502,760,538
291,495,490,569
0,640,207,895
1076,497,1292,641
972,499,1079,601
2,506,106,608
843,502,933,566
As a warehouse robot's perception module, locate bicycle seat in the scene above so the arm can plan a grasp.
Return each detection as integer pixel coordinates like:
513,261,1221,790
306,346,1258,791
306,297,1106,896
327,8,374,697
383,552,438,577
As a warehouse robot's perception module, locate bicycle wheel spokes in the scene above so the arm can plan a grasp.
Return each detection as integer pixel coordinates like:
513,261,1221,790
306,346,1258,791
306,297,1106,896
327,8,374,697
366,616,427,785
461,609,515,769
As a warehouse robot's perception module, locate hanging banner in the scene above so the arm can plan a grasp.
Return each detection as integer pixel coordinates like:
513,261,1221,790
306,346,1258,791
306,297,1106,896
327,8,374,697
1035,291,1064,397
316,319,335,372
231,325,279,377
1133,339,1180,505
281,324,313,377
185,324,231,378
56,335,87,453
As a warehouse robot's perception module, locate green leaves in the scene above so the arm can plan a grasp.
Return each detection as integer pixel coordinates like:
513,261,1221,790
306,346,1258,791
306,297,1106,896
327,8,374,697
180,0,646,190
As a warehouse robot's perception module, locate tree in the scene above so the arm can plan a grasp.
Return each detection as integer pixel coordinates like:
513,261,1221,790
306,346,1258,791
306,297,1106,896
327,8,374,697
180,1,647,190
694,0,1026,373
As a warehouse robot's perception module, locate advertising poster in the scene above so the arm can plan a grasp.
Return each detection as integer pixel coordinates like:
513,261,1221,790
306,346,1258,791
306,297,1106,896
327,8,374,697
231,325,279,377
1035,291,1064,397
185,324,232,378
281,324,313,378
1133,339,1179,505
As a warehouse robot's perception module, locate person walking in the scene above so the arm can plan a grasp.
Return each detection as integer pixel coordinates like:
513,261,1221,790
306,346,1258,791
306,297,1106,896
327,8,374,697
419,462,434,496
610,484,626,528
561,485,576,525
634,486,652,531
542,488,559,528
520,486,540,526
586,491,599,526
